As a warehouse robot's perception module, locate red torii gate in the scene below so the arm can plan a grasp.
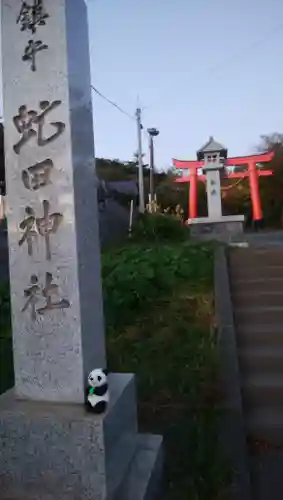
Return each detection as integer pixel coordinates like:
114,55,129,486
173,151,274,221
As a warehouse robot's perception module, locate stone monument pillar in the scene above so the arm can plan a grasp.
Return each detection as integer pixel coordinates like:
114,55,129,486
0,1,162,499
2,0,105,404
203,152,224,220
188,137,245,240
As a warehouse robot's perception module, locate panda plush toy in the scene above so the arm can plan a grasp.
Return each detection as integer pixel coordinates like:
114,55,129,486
86,368,109,414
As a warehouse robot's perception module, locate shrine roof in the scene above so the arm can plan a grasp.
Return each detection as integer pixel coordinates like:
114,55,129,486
197,136,226,154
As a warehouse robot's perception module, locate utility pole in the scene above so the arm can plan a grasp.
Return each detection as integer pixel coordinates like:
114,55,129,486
136,107,145,213
149,134,154,203
147,127,159,203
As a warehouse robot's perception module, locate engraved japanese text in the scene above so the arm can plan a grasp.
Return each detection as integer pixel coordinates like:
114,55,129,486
17,0,49,34
22,159,53,191
13,101,65,154
19,201,63,260
22,273,70,321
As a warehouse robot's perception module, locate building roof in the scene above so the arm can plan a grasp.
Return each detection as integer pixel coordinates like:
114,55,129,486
197,136,228,161
197,136,226,154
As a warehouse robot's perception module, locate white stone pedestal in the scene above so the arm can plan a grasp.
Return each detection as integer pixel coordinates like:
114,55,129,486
0,374,163,500
188,215,245,241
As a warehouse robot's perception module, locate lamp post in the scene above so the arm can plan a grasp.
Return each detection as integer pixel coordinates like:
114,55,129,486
147,127,159,204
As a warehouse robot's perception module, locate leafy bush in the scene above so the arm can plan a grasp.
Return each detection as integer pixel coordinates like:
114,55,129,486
131,213,189,242
0,243,226,498
102,242,214,331
104,241,227,500
0,242,214,336
0,281,11,338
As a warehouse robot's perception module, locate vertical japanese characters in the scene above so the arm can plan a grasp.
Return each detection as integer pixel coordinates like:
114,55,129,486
17,0,49,71
15,1,70,321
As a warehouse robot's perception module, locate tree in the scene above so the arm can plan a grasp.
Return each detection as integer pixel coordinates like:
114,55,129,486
257,133,283,226
96,158,137,181
258,133,283,154
154,168,187,215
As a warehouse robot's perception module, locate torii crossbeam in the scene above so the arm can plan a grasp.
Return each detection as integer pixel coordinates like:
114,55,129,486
173,151,274,221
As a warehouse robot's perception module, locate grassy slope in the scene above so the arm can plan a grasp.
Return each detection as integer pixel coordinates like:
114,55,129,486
104,241,230,500
0,240,229,499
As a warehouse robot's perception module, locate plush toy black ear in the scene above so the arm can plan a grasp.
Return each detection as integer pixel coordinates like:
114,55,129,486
103,368,109,376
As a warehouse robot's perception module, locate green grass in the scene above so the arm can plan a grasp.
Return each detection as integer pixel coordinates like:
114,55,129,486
102,241,214,331
0,239,230,499
105,241,230,500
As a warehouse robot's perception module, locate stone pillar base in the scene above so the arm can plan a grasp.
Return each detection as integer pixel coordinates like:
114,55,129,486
0,373,163,500
188,215,245,242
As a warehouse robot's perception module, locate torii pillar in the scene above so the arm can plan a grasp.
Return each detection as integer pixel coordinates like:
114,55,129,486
174,138,274,223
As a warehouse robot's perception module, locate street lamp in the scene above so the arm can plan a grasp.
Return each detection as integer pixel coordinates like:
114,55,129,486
147,127,159,203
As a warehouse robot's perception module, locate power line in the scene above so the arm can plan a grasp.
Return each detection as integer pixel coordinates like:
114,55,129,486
91,85,149,143
91,22,283,130
90,85,135,121
91,85,150,209
201,21,283,78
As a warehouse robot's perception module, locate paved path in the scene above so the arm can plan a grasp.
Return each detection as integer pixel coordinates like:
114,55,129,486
232,230,283,247
229,241,283,500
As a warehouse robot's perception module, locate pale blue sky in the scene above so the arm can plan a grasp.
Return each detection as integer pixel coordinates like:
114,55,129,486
1,1,282,170
88,0,283,170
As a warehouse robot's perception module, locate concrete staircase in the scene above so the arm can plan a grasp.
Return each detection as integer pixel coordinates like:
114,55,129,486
228,248,283,446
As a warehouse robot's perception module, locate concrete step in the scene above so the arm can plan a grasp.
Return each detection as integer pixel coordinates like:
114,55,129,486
231,278,283,294
229,265,283,280
105,373,137,456
250,451,283,500
115,434,163,500
234,306,283,325
232,291,283,308
242,374,283,409
246,408,283,445
238,347,283,374
235,324,283,348
108,433,138,499
229,249,283,267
